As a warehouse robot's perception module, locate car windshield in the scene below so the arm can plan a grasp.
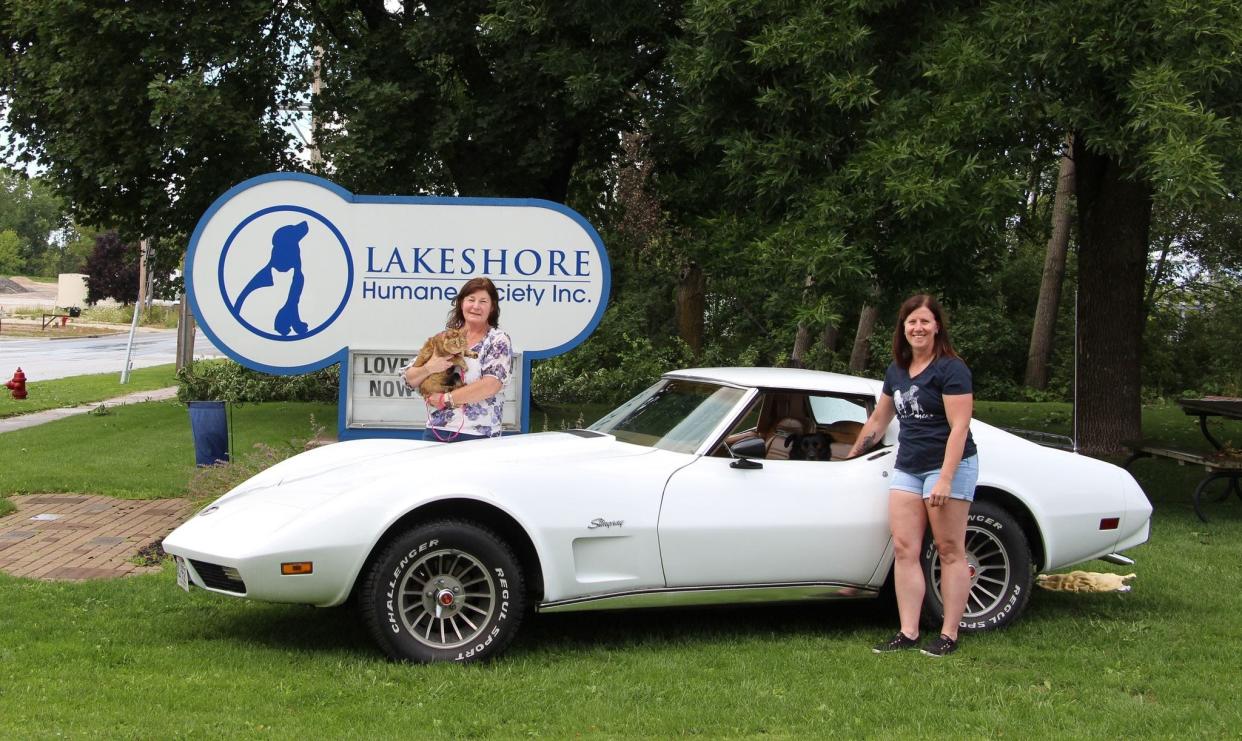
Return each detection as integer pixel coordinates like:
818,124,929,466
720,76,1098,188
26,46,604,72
589,379,748,453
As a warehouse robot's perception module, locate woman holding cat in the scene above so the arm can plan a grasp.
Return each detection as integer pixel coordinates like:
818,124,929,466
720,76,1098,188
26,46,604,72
847,293,977,658
401,277,513,441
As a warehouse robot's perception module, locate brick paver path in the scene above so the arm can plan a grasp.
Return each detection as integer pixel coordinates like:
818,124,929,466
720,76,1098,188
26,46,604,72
0,494,192,580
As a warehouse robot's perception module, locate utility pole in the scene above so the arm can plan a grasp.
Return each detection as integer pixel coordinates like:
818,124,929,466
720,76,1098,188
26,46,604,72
310,45,323,167
134,237,149,320
175,252,196,371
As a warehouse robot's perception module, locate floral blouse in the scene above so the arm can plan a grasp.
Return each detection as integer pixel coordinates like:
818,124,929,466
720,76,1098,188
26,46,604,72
405,327,512,438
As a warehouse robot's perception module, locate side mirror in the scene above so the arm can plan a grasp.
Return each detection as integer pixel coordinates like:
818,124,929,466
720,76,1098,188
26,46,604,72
726,437,766,469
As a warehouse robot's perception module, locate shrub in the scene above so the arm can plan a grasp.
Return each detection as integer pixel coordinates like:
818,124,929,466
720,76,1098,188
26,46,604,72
532,333,695,406
177,359,339,403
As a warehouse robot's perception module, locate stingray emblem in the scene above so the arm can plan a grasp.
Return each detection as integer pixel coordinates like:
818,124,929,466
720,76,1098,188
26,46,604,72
218,205,353,342
588,518,624,529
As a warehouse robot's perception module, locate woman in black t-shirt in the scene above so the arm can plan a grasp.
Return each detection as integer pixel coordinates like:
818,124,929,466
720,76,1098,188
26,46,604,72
848,294,978,658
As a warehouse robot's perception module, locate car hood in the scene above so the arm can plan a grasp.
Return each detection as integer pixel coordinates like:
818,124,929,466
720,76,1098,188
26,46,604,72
211,430,651,511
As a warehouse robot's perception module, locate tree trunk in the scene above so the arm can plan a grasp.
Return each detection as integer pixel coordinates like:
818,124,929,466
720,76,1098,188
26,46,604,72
788,274,815,368
821,322,839,354
675,262,705,354
1019,142,1043,231
789,324,812,368
176,294,197,371
1024,136,1075,389
1142,214,1186,324
849,302,880,373
1072,135,1152,455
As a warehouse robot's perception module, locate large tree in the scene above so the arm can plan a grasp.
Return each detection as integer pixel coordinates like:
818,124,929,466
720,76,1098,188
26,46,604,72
2,1,682,251
305,0,681,202
655,0,1023,366
664,0,1242,452
1,1,305,246
925,0,1242,452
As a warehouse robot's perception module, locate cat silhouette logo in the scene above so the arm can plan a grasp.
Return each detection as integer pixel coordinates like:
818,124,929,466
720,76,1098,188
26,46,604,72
219,206,353,342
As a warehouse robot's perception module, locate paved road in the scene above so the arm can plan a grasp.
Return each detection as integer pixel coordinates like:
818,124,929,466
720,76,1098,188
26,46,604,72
0,328,223,382
2,277,223,381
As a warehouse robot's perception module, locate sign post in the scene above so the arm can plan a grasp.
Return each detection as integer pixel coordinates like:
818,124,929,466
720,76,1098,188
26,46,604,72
186,173,609,438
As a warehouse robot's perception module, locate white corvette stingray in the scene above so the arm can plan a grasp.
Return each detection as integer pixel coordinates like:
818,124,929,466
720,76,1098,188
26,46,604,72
164,367,1152,663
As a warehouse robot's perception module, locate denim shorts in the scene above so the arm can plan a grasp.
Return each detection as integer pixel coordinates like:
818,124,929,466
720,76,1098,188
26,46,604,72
890,455,980,502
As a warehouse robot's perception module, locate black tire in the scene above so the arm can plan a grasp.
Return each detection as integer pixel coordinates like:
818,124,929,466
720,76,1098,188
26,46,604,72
921,500,1033,633
360,519,526,663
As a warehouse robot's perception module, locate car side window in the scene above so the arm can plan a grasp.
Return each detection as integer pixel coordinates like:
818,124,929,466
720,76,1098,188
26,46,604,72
808,395,869,425
713,391,873,462
713,398,763,458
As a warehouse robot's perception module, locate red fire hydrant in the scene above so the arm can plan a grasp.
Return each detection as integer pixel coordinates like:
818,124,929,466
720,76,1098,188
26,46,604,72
5,367,27,400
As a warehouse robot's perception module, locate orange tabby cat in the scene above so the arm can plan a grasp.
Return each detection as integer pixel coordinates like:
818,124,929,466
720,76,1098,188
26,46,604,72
413,328,478,395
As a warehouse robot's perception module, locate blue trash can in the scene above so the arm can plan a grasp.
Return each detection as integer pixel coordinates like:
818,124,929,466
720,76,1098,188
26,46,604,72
188,400,230,466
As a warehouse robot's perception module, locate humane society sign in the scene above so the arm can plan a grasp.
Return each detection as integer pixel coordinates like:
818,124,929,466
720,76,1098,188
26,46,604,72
187,173,610,438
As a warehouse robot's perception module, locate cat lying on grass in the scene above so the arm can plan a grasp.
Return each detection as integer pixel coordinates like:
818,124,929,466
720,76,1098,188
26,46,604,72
1036,571,1136,593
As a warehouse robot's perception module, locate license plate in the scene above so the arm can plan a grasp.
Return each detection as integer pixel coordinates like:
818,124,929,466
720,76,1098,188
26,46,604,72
175,556,191,592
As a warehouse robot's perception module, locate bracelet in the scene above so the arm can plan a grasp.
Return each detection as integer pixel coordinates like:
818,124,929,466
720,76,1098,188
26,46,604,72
445,391,454,409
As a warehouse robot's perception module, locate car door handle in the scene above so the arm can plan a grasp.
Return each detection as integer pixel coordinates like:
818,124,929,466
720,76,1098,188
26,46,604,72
867,450,891,461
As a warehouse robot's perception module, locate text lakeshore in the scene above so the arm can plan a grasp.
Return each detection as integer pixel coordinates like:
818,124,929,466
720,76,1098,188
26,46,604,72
364,245,597,306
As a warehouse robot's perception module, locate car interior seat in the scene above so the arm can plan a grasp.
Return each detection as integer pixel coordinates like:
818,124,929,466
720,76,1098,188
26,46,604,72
823,420,865,459
765,417,809,460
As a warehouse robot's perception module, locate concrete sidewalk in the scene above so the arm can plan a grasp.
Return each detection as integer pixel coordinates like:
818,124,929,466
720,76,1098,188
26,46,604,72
0,386,180,434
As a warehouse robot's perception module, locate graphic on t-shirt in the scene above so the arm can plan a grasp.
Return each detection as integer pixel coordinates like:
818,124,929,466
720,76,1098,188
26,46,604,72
894,385,930,419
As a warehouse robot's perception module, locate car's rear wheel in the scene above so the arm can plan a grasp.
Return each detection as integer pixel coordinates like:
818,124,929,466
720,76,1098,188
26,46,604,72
361,520,525,663
922,500,1033,633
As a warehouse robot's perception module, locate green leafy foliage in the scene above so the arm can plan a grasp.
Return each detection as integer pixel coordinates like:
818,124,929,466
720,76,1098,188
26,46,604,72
4,0,1242,421
1,1,304,255
0,229,22,275
308,0,679,201
176,360,339,404
81,231,139,304
1144,275,1242,399
0,169,68,275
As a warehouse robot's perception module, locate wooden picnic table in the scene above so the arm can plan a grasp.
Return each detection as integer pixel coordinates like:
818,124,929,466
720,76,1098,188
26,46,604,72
1124,397,1242,522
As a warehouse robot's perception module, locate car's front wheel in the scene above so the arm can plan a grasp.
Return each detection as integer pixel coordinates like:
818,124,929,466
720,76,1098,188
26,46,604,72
922,500,1033,633
360,520,525,663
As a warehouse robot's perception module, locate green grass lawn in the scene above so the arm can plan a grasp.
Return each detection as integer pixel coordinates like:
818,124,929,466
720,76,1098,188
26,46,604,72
0,364,179,418
0,400,334,499
1,398,1241,736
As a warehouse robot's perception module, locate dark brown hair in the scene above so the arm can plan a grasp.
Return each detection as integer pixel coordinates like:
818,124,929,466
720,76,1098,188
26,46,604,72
447,277,501,329
891,293,959,369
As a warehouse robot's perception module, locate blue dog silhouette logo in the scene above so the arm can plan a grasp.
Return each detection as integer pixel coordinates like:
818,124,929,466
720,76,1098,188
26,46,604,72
219,206,353,341
236,221,310,336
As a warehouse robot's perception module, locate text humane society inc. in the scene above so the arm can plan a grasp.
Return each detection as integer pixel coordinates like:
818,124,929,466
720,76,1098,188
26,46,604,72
361,280,595,305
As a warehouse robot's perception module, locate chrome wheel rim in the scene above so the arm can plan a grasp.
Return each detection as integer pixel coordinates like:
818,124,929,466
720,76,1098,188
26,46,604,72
930,525,1012,618
397,548,496,649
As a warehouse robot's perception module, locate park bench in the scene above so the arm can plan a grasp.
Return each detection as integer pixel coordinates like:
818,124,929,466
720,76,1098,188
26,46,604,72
1123,442,1242,522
